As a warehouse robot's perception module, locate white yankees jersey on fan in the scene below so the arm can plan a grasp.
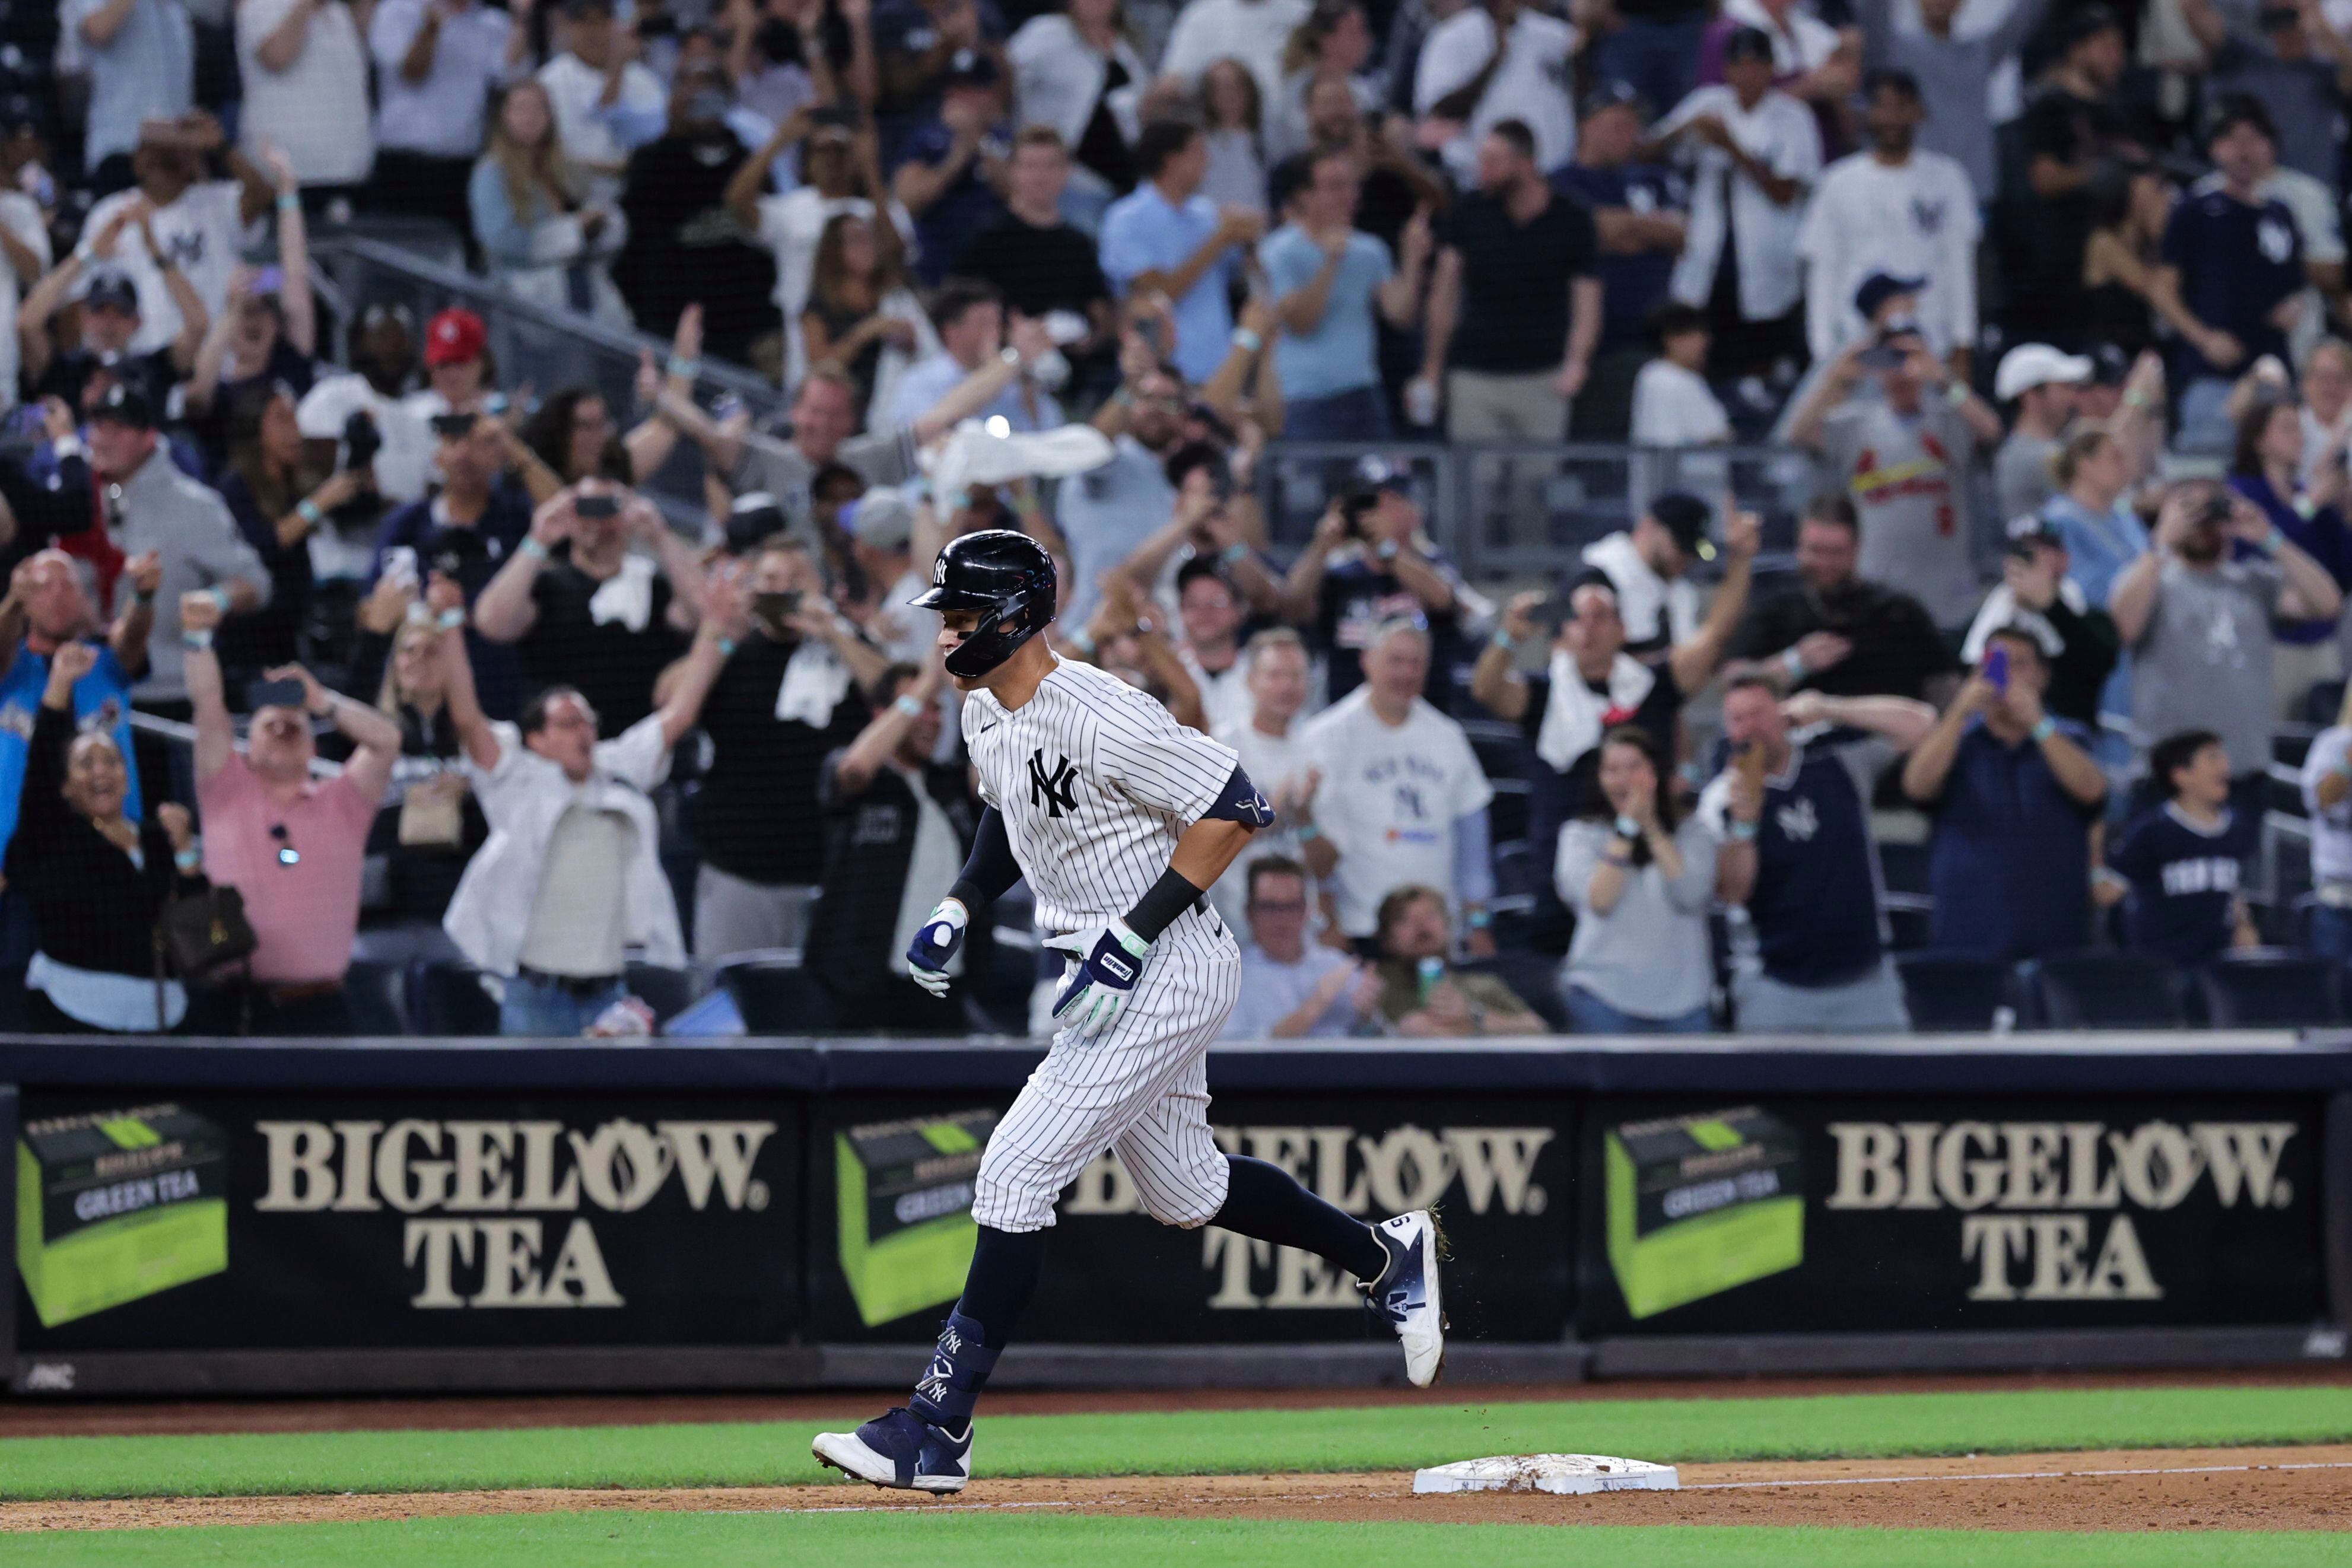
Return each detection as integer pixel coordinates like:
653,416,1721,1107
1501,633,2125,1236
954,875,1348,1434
964,658,1242,951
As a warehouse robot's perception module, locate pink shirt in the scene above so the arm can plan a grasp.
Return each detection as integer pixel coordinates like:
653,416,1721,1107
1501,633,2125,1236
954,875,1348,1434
198,756,374,985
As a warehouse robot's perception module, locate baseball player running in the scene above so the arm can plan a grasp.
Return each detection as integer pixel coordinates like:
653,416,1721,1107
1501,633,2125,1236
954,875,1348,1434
815,531,1445,1493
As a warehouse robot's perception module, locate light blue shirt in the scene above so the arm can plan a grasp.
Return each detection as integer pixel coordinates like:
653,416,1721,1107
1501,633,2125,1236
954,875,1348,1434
882,351,1060,439
2040,492,2149,609
66,0,194,166
2040,490,2148,719
1053,435,1173,631
1100,182,1235,384
1261,224,1392,401
1226,943,1358,1037
0,643,142,864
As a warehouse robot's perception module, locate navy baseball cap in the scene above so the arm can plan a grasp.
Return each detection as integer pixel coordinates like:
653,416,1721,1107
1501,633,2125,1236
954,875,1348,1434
1650,491,1712,558
90,381,157,430
82,271,139,314
1722,25,1775,63
2006,513,2064,553
1854,271,1926,322
1351,454,1416,495
2058,3,2122,49
943,48,1000,90
1579,80,1649,123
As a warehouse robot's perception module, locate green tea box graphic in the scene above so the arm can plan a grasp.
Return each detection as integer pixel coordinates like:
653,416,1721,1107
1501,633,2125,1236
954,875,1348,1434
1606,1106,1802,1319
17,1103,228,1327
837,1108,999,1327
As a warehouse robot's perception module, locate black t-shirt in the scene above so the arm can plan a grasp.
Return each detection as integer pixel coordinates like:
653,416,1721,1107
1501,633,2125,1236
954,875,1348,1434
368,488,535,717
188,342,319,471
1731,579,1958,703
519,549,692,738
1073,55,1135,191
2005,85,2153,342
1517,662,1684,832
35,346,177,418
957,214,1111,320
692,632,873,885
1315,554,1469,707
357,704,490,921
1355,166,1422,256
1436,189,1598,374
811,750,983,996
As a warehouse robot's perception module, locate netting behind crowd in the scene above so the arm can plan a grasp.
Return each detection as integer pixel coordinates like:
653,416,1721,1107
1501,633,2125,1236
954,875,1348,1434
12,0,2352,1037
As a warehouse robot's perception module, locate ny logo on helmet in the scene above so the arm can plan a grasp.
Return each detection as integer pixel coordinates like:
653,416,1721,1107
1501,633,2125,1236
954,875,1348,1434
1029,750,1079,817
933,554,948,585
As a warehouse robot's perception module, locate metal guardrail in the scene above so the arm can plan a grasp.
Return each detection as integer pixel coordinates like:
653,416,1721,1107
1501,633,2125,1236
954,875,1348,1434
1253,440,1830,582
310,234,787,532
305,236,1838,573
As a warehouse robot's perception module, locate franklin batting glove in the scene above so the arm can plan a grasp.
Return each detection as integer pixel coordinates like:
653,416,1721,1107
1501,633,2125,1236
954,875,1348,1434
907,898,969,997
1045,919,1151,1039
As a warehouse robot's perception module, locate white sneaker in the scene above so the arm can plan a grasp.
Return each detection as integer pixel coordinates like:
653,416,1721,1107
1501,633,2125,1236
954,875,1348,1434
1361,1210,1446,1386
812,1406,973,1493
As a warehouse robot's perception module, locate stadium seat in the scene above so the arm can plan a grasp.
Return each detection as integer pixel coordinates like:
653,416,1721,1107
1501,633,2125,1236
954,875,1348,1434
718,958,834,1035
1877,841,1930,896
2196,950,2340,1029
2016,951,2184,1030
1893,953,2010,1033
625,962,701,1025
407,959,503,1036
2305,679,2347,729
1883,893,1934,952
342,959,410,1036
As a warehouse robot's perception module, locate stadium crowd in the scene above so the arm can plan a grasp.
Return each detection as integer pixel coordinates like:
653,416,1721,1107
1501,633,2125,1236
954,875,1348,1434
2,0,2352,1036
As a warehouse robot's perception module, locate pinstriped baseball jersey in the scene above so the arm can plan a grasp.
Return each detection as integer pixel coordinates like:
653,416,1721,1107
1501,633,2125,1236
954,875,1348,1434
964,657,1242,954
961,657,1245,1233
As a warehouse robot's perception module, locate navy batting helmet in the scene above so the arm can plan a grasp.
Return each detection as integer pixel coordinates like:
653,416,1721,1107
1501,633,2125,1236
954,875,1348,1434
912,529,1057,678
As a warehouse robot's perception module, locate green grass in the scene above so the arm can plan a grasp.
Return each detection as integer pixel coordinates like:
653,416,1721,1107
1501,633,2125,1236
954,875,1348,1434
1,1515,2344,1568
4,1385,2351,1501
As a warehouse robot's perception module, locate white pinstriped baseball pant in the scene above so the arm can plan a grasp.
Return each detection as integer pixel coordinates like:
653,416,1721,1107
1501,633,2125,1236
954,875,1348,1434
971,931,1241,1233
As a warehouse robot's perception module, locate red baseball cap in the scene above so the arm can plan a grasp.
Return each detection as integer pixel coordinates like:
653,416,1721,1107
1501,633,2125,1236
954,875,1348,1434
424,307,487,367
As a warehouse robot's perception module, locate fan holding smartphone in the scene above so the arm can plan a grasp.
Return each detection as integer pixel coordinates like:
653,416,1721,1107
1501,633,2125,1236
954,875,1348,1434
1899,626,2112,961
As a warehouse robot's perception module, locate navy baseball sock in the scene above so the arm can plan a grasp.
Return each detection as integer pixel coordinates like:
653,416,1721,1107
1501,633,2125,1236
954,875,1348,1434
1213,1155,1387,1281
910,1226,1044,1430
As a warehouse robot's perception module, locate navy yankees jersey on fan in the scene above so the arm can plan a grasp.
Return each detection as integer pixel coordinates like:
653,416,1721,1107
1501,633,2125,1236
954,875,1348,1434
1700,729,1896,988
963,658,1241,940
2109,803,2259,964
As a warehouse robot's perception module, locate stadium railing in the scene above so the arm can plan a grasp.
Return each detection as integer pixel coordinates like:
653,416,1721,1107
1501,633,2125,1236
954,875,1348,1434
310,233,787,532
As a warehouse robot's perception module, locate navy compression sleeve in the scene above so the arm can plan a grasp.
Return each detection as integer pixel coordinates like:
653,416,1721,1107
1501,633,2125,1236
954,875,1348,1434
947,806,1021,913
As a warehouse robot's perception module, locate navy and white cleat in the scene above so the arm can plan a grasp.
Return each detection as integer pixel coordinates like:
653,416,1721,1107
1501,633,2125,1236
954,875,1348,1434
1361,1209,1447,1387
812,1407,973,1493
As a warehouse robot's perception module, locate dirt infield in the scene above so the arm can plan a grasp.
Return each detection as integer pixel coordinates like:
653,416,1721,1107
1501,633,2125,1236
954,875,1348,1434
11,1365,2352,1439
7,1446,2351,1535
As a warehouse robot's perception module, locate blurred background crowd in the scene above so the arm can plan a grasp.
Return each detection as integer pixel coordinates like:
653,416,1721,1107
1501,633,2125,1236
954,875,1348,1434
5,0,2352,1038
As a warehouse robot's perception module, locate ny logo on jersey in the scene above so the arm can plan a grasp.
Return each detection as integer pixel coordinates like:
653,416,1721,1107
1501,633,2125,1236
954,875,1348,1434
1028,749,1080,816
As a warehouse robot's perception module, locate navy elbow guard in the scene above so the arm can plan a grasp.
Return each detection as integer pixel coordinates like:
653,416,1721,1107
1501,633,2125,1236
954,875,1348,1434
1202,764,1276,828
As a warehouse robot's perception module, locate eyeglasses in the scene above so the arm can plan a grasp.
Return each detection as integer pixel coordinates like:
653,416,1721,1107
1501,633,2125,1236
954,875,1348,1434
270,823,300,867
1248,898,1308,914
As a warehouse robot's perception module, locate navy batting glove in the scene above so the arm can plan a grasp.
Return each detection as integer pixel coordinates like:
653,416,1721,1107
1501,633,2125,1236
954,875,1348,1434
1045,919,1151,1039
907,898,969,997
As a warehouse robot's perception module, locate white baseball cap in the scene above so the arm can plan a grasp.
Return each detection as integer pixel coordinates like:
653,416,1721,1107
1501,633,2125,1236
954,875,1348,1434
1995,344,2094,402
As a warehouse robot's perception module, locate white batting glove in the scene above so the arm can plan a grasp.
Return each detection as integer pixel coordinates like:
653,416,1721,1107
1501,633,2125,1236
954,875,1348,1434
1045,918,1152,1039
906,897,968,997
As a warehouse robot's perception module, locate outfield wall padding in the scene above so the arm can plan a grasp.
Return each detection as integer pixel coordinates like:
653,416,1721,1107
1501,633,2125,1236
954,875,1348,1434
4,1035,2349,1395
